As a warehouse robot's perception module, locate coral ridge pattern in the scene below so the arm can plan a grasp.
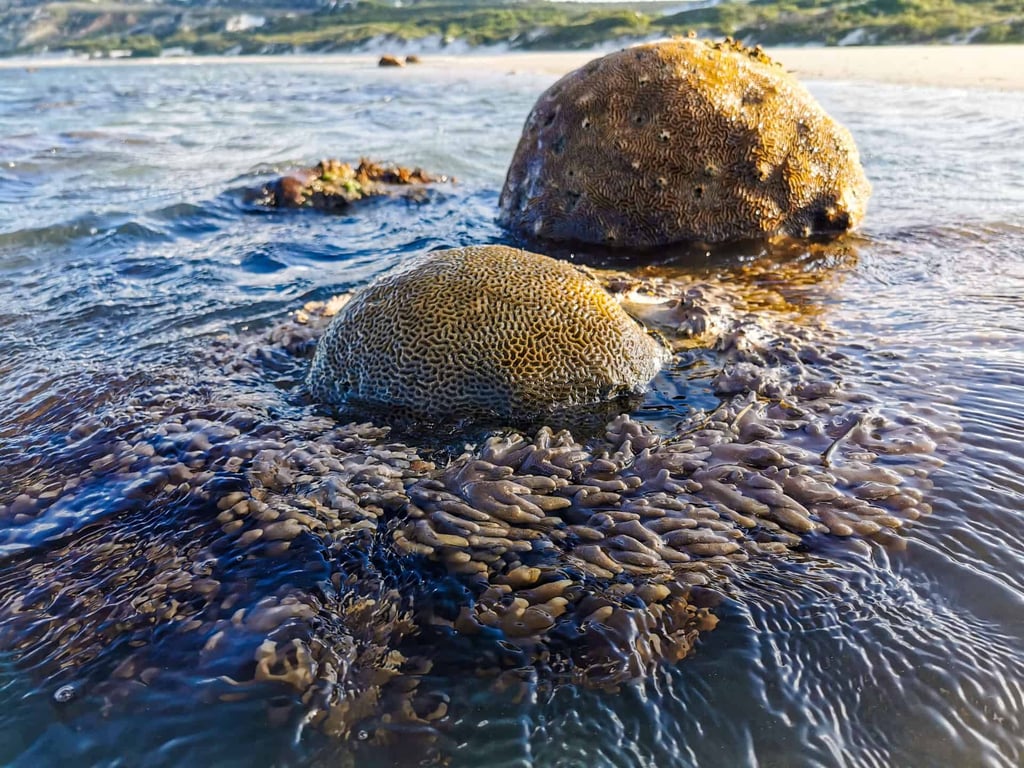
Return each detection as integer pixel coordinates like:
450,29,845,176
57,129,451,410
307,245,668,422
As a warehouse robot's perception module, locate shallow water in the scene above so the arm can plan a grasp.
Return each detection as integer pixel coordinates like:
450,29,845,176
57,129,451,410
0,60,1022,767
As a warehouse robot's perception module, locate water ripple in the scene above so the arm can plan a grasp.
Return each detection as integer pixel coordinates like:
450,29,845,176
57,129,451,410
0,62,1022,767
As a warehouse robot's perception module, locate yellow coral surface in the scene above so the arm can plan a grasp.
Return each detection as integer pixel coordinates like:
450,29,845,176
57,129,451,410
307,245,667,421
499,38,871,247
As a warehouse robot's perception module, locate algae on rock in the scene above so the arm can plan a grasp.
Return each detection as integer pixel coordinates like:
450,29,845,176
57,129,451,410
253,158,449,211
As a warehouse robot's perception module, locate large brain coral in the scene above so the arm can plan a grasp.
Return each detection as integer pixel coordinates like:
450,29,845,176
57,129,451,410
498,39,871,248
306,245,667,422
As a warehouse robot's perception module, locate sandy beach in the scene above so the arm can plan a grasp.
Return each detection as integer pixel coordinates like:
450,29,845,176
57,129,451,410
2,45,1022,91
426,45,1023,91
771,45,1020,91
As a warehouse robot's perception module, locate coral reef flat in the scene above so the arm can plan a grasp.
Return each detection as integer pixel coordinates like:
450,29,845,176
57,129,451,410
1,58,1023,767
0,259,954,749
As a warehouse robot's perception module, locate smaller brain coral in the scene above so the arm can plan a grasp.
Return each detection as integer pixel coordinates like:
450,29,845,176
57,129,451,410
498,39,871,248
307,245,667,421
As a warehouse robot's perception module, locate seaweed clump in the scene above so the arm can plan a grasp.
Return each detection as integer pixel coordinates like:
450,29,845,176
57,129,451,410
253,158,449,211
498,38,871,248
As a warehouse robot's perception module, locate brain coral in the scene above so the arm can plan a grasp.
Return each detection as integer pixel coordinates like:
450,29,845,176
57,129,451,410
306,245,666,421
498,38,871,248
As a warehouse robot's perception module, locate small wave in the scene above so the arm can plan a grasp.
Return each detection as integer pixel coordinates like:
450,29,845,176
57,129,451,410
0,212,166,254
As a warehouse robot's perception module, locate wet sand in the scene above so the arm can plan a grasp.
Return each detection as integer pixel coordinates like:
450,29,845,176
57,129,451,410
3,45,1023,91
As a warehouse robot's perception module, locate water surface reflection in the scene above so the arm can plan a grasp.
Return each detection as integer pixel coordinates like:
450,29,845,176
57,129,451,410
0,62,1021,767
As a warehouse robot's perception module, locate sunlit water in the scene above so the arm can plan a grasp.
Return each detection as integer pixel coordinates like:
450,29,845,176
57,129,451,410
0,59,1022,767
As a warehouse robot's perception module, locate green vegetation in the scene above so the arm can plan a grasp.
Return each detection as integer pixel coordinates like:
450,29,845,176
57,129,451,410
59,33,163,57
659,0,1024,44
197,2,658,53
2,0,1023,58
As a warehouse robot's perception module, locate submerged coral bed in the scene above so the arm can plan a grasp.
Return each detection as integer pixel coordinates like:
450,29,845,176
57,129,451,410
0,258,952,755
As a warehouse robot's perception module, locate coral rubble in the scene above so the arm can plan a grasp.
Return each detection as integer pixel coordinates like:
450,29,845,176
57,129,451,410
253,158,448,211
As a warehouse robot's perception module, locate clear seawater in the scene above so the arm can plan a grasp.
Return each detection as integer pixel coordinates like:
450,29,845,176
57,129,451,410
0,58,1022,767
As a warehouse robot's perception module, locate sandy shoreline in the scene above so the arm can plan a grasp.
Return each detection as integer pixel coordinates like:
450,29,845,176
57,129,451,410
771,45,1020,91
422,45,1023,91
2,45,1021,91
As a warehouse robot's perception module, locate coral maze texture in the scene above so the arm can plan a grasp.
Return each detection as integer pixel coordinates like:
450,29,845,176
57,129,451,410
307,246,667,422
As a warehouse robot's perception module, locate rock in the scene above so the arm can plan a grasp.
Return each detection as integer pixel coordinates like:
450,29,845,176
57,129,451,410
498,38,871,248
378,54,405,67
252,158,449,211
306,245,668,422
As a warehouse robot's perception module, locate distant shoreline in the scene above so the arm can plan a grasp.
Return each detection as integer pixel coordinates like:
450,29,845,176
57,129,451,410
3,45,1022,91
